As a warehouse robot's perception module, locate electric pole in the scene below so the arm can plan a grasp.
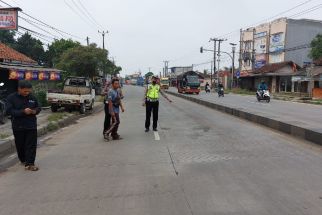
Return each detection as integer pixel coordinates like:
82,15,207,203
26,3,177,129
230,43,237,89
215,38,226,84
86,37,90,46
209,38,217,88
163,61,169,77
98,30,108,50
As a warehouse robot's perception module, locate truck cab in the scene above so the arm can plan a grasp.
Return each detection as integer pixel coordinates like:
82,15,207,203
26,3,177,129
160,77,170,90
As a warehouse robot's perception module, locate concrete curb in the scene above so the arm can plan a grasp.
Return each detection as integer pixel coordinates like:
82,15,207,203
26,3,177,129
166,91,322,146
0,105,104,159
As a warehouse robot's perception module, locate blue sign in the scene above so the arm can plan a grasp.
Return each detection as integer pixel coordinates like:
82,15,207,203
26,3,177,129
235,70,240,78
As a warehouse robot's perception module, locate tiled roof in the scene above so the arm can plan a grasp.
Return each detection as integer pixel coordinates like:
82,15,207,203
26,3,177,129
0,43,37,64
253,61,301,74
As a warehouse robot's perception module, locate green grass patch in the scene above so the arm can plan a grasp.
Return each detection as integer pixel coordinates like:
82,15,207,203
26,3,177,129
47,122,59,132
0,133,10,139
48,112,68,122
226,88,255,96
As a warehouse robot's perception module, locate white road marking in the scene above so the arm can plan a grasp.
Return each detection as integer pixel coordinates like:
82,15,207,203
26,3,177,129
154,131,160,141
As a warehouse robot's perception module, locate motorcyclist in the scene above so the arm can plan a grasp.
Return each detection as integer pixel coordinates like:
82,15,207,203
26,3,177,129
205,82,210,93
258,81,268,97
218,82,224,96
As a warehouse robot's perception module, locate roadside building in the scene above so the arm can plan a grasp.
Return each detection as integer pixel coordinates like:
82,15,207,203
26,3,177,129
239,18,322,93
0,43,61,97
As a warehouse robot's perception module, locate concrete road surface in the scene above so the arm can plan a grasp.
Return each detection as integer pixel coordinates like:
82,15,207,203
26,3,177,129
168,87,322,130
0,86,322,215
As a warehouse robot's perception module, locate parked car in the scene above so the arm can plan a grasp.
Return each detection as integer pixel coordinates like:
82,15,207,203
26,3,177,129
47,77,95,114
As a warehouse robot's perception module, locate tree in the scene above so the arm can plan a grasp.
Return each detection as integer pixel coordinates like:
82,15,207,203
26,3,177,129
0,30,16,47
310,34,322,60
145,72,154,78
45,39,81,67
15,33,45,64
56,44,115,78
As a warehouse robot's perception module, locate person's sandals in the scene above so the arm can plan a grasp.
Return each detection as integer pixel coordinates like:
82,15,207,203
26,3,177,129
25,165,39,171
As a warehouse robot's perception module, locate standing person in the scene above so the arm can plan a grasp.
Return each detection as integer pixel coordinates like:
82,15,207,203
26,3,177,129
6,81,41,171
107,79,125,140
103,80,111,139
143,76,172,132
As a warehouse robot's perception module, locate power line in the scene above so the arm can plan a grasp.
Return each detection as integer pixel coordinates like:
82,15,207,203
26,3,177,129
218,0,317,39
70,0,98,27
0,0,84,40
64,0,97,30
19,16,61,39
76,0,103,28
289,3,322,18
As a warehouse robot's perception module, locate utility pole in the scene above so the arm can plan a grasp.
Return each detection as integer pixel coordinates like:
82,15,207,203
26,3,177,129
86,36,90,46
238,28,243,88
230,43,237,89
252,28,256,71
216,39,226,84
163,61,169,77
209,38,217,88
98,30,108,50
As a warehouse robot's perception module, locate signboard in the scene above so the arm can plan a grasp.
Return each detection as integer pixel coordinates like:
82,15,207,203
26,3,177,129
9,70,24,80
0,8,21,30
50,72,61,81
269,33,285,53
39,71,49,80
255,34,267,54
255,54,267,69
235,70,240,79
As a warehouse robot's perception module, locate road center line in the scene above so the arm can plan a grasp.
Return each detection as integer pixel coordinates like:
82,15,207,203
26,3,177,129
154,131,160,141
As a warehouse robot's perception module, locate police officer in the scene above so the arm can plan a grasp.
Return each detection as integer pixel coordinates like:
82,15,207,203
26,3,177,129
6,81,41,171
143,76,172,132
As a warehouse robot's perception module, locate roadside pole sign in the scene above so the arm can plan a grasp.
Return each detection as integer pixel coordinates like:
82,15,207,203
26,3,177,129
236,70,240,79
0,8,22,31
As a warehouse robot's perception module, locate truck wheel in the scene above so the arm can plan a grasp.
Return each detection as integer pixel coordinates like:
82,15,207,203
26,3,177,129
51,105,58,113
79,104,86,114
88,100,94,110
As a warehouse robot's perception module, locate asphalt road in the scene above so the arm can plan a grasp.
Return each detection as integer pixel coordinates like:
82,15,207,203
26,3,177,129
0,85,322,215
168,87,322,131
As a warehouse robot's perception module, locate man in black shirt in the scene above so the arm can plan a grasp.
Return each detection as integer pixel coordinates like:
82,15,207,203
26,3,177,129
6,81,41,171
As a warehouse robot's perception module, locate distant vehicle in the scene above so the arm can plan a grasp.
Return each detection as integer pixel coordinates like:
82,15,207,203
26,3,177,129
130,79,137,85
47,77,96,114
256,90,270,103
177,71,201,94
205,85,211,93
160,77,170,89
137,76,144,86
0,82,7,124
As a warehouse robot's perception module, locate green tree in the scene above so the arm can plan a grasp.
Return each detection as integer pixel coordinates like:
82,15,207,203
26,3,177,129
0,30,16,47
145,72,154,78
56,44,115,78
310,34,322,60
45,39,81,67
15,32,45,64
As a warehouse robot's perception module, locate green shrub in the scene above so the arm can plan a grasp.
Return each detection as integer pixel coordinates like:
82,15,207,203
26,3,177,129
35,91,48,107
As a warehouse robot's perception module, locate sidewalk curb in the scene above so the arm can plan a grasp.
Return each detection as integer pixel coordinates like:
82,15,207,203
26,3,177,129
0,105,104,160
166,91,322,146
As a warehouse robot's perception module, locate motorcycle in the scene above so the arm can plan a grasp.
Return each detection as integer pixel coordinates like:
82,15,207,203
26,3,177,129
256,90,270,103
218,87,224,97
0,82,7,124
205,85,211,93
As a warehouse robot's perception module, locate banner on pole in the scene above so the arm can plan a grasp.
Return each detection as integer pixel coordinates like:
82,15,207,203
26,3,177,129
0,8,21,30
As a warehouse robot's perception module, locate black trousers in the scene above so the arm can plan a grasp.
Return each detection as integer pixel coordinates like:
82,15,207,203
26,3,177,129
145,101,159,129
13,129,37,165
103,104,111,133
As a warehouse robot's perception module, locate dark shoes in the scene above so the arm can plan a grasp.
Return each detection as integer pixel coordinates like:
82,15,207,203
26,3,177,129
145,128,150,132
153,128,158,131
112,135,123,140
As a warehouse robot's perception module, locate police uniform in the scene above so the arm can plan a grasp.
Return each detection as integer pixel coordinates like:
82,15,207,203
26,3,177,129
145,84,160,131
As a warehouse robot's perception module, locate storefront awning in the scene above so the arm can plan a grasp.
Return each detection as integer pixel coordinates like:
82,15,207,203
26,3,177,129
0,63,62,81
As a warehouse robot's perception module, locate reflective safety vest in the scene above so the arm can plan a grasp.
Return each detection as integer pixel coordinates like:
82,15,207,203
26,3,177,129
147,84,160,99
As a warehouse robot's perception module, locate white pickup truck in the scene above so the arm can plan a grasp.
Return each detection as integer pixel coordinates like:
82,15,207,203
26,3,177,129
47,77,95,114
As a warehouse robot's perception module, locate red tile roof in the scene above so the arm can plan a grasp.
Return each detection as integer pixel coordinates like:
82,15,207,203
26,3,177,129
253,61,301,74
0,42,37,64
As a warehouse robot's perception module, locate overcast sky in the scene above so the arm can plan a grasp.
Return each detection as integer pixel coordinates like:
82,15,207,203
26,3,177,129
7,0,322,75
